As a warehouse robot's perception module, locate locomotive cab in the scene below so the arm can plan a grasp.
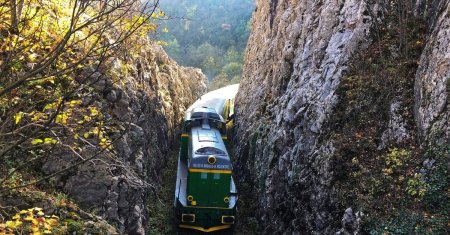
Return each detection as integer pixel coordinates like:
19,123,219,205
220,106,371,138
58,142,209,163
175,108,237,232
186,128,232,208
180,107,227,161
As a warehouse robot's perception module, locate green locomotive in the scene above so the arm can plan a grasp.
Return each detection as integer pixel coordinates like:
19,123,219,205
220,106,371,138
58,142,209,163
174,106,237,232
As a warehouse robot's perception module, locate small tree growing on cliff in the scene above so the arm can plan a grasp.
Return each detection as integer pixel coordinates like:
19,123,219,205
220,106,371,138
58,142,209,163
0,0,164,193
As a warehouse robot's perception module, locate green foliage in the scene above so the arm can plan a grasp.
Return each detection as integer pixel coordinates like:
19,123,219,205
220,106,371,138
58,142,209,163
158,0,254,87
422,145,449,213
406,173,428,198
382,148,411,176
365,210,448,235
223,62,243,79
146,149,179,234
66,219,83,233
208,72,238,91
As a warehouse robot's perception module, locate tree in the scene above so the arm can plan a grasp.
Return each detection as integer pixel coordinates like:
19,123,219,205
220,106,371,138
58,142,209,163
156,0,254,84
223,62,242,79
0,0,162,193
208,72,229,91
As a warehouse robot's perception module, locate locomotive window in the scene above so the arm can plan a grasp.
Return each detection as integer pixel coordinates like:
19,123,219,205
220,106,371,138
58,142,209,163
201,172,207,179
191,112,203,119
195,147,226,155
213,173,220,180
207,113,221,120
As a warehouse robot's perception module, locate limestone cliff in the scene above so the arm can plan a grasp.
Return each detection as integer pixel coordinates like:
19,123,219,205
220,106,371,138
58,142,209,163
414,0,449,144
234,0,448,234
40,42,207,234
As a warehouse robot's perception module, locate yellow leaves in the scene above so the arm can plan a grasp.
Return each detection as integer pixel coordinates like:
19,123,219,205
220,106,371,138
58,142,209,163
89,107,99,116
31,138,57,145
69,100,82,107
90,126,100,137
162,27,169,33
74,133,79,139
31,112,47,122
151,10,165,19
55,113,69,124
0,207,61,234
44,138,58,144
31,139,44,145
5,221,18,229
14,112,24,125
28,53,38,62
43,100,61,111
83,132,89,138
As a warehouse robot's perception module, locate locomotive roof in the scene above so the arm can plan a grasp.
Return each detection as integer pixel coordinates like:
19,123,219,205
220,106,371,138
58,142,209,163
184,107,224,123
189,126,231,170
187,84,239,115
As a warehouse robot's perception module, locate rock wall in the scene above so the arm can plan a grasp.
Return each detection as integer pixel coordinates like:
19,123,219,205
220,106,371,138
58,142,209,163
414,0,449,144
234,0,448,234
235,1,384,233
42,42,207,234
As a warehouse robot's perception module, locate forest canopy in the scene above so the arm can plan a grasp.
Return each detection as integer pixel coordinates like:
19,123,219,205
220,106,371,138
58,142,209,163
157,0,255,89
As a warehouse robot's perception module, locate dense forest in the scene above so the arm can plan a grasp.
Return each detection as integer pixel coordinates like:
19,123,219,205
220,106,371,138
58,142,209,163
157,0,255,89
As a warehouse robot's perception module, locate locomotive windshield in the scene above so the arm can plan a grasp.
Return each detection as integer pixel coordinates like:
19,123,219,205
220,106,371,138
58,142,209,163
195,147,226,155
191,112,203,119
207,113,221,120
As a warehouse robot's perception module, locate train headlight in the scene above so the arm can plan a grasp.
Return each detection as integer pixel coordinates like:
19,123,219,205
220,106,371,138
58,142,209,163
187,195,194,201
207,155,216,164
224,197,230,203
182,214,195,223
221,216,235,224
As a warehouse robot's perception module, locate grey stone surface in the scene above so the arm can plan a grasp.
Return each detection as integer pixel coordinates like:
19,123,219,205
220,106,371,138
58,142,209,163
414,0,450,144
234,0,383,233
42,42,207,234
234,0,449,234
379,100,412,149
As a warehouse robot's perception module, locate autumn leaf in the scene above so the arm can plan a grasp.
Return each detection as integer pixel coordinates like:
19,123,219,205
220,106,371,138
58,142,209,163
31,139,44,145
14,112,24,125
44,138,57,144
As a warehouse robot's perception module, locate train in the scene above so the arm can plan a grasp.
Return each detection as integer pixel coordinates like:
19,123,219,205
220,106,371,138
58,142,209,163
174,85,239,232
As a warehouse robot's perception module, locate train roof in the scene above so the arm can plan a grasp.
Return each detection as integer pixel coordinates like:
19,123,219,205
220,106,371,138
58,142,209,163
184,107,224,122
187,84,239,115
189,126,231,170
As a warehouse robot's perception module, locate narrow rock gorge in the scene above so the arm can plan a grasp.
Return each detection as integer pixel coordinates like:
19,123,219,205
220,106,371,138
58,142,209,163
1,0,448,234
234,0,448,234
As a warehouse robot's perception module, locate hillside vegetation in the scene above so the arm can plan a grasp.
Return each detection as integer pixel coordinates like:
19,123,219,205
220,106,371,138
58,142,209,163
158,0,254,89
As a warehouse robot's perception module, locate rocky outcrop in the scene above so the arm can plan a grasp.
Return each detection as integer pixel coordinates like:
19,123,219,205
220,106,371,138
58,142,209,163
414,0,449,144
42,42,206,234
234,1,384,233
234,0,448,234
